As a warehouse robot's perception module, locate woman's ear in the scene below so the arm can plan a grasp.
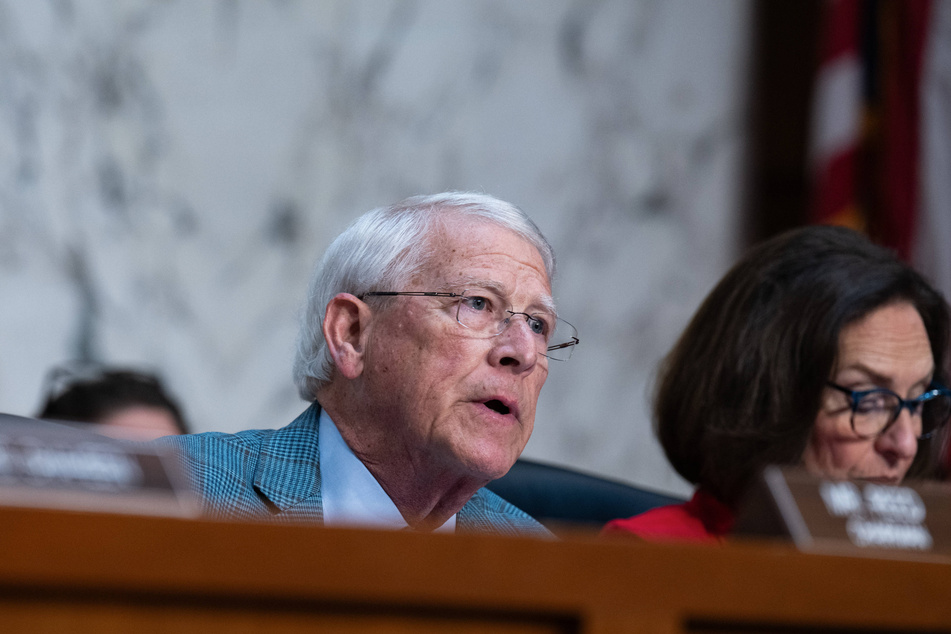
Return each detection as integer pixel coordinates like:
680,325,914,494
322,293,373,380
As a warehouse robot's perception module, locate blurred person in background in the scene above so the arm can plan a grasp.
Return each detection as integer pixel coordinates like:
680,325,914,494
37,364,190,440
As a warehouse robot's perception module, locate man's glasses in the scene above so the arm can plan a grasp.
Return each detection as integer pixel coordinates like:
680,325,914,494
826,381,951,440
359,290,579,361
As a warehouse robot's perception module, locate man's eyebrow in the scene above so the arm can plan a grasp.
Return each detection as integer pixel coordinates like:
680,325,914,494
451,277,557,315
534,294,557,315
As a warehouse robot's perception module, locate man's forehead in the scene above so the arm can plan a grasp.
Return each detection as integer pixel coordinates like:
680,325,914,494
417,218,551,291
433,217,549,268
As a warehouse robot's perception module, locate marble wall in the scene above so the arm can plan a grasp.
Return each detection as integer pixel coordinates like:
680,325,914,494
0,0,751,497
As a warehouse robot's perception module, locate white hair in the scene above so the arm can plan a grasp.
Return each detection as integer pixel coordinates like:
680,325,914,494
292,192,555,401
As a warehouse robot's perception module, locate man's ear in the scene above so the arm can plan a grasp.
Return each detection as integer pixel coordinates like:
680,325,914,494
322,293,373,380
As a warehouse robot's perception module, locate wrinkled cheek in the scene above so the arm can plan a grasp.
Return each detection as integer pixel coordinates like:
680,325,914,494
432,344,480,378
524,374,548,418
519,420,534,450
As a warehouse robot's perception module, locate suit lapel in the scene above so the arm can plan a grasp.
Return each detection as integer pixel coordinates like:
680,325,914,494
252,402,325,521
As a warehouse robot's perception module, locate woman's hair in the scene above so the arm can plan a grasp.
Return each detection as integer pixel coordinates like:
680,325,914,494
37,365,190,434
292,192,554,401
655,225,950,506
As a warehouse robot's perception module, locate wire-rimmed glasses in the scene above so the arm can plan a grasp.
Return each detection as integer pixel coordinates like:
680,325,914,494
359,290,579,361
826,381,951,440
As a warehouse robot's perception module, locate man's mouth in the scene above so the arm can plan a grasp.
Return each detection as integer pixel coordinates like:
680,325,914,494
483,399,511,416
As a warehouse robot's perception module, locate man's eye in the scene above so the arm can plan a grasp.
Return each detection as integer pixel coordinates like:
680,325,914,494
462,296,490,311
528,316,551,337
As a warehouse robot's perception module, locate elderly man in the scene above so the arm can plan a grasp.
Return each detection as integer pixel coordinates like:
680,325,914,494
166,192,578,535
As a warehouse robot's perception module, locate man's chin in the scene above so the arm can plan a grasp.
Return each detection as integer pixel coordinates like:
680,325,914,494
459,450,520,483
439,432,527,483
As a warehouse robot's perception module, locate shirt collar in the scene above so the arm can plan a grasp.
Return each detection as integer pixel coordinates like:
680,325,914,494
318,409,456,533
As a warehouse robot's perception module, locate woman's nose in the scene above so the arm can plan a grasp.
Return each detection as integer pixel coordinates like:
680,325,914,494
876,408,920,464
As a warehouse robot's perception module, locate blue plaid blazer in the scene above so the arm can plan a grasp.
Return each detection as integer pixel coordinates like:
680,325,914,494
162,402,551,537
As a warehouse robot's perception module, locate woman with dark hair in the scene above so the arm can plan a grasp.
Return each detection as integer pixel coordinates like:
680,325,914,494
604,225,951,542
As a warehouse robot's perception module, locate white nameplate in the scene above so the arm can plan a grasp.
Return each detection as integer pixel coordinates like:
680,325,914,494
734,466,951,561
0,413,198,517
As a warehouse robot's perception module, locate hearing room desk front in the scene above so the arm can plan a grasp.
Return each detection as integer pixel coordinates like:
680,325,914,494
0,506,947,633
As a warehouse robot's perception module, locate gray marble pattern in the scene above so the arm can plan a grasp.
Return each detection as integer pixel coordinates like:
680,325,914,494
0,0,752,498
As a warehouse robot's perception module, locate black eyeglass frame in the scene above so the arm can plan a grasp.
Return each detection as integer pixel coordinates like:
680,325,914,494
357,291,579,358
826,381,951,440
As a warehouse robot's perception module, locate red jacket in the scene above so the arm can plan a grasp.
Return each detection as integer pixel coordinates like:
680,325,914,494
601,489,733,543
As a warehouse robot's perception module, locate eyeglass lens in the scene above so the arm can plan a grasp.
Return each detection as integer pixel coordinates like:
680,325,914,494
454,292,577,361
851,390,951,439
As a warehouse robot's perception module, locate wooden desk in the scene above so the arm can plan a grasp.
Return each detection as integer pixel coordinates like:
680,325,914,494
1,506,949,633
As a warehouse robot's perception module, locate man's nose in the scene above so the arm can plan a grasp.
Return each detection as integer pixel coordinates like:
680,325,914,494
490,316,541,372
